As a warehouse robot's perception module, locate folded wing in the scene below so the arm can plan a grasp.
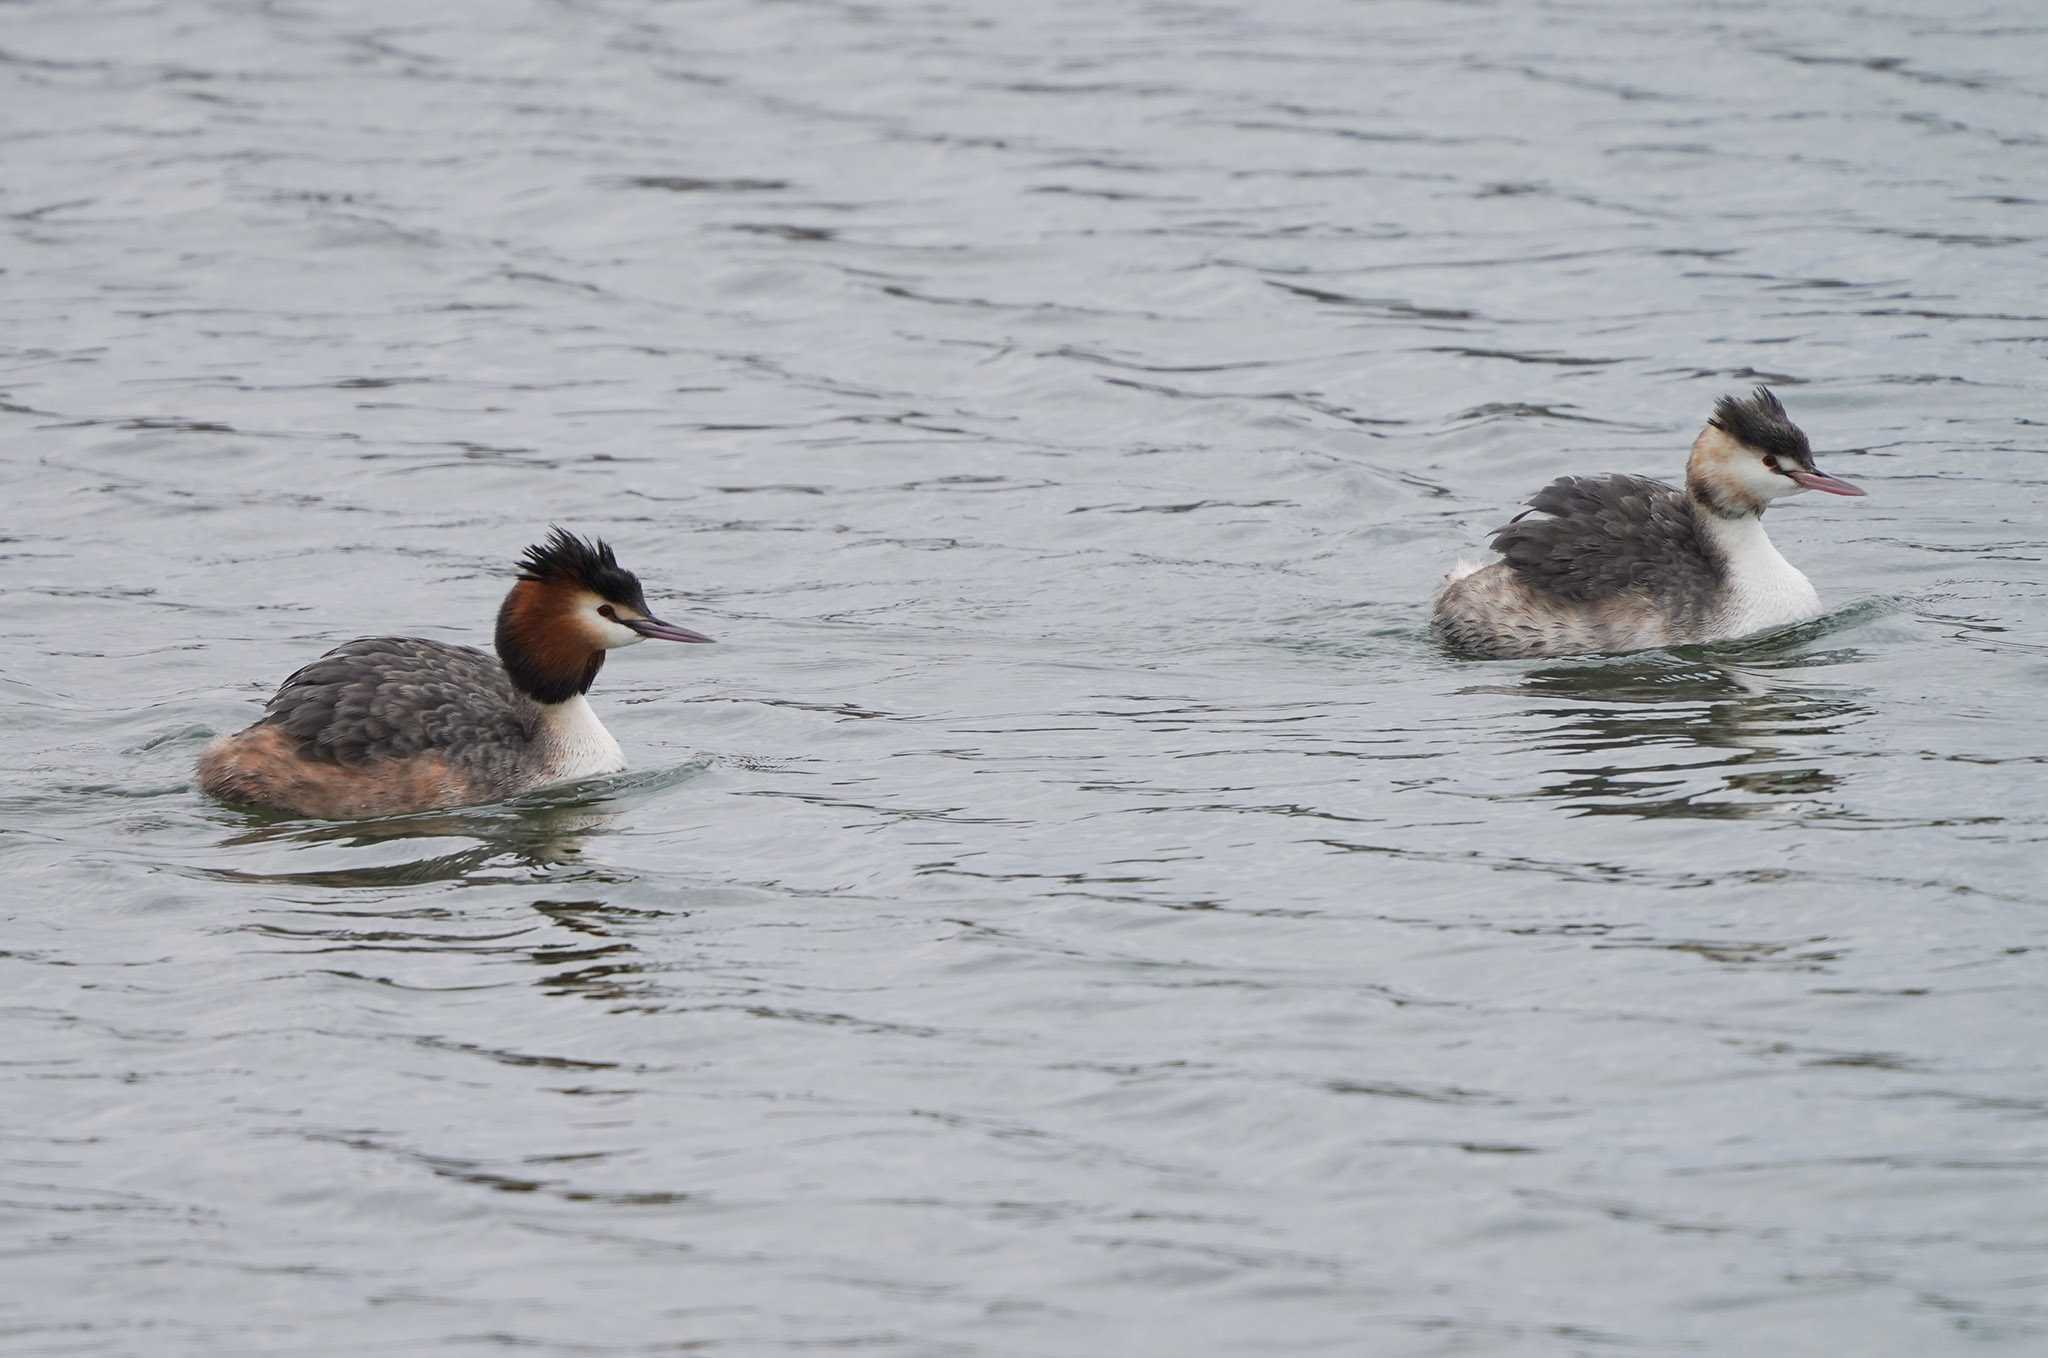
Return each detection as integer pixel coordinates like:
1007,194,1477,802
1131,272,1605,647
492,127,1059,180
265,637,532,766
1489,474,1716,605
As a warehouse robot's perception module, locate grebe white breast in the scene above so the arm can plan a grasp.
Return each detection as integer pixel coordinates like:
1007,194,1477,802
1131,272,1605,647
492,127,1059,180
1433,388,1866,659
198,529,712,819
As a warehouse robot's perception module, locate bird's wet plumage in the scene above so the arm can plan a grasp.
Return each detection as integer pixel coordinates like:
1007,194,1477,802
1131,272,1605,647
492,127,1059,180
1490,474,1719,607
198,638,540,819
198,530,710,819
1433,389,1863,659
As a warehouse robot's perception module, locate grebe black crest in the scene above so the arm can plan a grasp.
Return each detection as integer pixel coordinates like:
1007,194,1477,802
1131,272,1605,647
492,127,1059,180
514,527,643,600
198,529,713,819
1433,388,1866,659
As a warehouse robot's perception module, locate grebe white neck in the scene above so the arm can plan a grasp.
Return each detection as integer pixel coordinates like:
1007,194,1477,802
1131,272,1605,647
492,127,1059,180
537,694,626,782
1696,510,1822,636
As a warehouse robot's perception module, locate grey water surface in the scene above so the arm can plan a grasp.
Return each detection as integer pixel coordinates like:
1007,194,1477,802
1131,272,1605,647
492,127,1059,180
4,1,2047,1354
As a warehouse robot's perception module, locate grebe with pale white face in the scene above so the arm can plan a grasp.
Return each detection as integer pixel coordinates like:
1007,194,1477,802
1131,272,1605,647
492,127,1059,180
1433,388,1867,659
198,529,714,819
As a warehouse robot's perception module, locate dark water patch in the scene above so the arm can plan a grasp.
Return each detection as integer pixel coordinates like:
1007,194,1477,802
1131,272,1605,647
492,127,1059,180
1425,346,1627,367
1267,281,1479,321
728,222,837,242
1450,401,1633,426
611,174,792,192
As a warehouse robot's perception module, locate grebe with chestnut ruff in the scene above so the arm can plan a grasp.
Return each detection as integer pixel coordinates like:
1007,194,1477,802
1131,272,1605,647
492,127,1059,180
1433,388,1865,659
198,530,712,819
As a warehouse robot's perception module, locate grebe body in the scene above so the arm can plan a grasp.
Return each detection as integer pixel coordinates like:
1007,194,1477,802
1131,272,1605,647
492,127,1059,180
198,531,710,819
1433,389,1864,659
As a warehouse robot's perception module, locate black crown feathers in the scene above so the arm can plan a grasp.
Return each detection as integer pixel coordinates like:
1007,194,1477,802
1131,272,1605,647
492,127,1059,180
1708,386,1812,466
514,527,647,608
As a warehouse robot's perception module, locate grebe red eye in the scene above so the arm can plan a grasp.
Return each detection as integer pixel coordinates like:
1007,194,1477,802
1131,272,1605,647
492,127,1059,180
598,604,618,621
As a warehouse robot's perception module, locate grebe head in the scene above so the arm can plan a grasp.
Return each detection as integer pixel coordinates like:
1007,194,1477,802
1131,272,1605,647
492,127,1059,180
495,528,712,704
1687,387,1864,518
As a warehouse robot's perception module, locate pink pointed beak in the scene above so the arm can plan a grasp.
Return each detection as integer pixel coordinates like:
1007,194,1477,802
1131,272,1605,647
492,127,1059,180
625,614,715,643
1787,467,1865,497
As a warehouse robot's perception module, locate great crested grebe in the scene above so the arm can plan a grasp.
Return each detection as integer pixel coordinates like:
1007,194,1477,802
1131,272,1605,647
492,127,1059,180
1433,387,1865,658
198,529,712,819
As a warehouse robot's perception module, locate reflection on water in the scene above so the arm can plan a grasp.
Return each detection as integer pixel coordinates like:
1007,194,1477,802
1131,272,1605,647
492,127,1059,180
215,800,617,885
206,766,720,1006
1495,653,1868,820
522,898,669,1003
206,759,711,886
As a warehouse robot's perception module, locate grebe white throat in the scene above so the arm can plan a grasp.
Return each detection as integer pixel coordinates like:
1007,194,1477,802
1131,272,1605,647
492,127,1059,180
1696,510,1823,637
540,694,629,782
